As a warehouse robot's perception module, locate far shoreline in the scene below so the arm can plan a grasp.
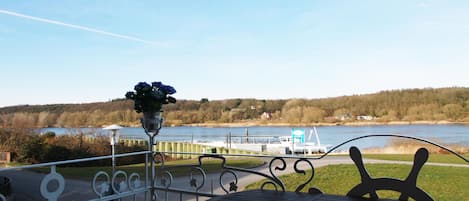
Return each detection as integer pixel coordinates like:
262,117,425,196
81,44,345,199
179,120,469,128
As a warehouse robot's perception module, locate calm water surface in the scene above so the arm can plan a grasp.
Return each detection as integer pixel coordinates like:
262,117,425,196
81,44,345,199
39,124,469,150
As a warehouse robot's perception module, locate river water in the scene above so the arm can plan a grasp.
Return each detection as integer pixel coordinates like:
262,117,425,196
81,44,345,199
38,124,469,150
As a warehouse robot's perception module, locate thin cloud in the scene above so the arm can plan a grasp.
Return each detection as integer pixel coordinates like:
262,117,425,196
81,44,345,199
0,9,164,46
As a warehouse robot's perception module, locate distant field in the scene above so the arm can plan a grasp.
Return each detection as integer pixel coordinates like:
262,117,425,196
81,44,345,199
363,153,469,164
245,164,469,201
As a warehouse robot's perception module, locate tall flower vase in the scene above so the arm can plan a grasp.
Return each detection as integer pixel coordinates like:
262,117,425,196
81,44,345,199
142,112,163,135
141,111,163,201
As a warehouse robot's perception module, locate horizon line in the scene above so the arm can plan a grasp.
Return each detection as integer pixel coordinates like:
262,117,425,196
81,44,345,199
1,86,467,108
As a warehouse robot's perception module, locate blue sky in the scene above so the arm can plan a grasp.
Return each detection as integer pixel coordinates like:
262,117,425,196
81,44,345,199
1,1,469,107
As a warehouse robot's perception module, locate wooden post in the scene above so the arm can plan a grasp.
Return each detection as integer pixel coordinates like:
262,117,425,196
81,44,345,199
183,143,189,159
171,142,176,158
245,128,249,143
190,144,195,159
158,141,163,152
176,142,182,159
165,142,170,153
196,144,201,154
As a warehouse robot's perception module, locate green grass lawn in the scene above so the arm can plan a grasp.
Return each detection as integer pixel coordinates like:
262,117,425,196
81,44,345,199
35,157,264,180
245,164,469,201
363,153,469,164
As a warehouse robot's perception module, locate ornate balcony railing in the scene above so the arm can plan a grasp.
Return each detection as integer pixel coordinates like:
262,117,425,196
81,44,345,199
0,134,468,201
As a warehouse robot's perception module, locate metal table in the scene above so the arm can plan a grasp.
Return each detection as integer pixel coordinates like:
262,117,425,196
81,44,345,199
208,190,396,201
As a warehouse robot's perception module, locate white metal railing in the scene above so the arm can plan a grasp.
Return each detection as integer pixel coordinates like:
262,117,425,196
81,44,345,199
0,151,151,201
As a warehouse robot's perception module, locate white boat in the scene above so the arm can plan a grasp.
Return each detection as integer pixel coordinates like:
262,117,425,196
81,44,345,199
281,127,332,154
195,127,332,155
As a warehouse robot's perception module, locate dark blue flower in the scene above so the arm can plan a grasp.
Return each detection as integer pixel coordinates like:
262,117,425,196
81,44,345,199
142,85,152,92
151,82,162,88
125,91,135,100
126,81,177,113
150,90,165,99
160,85,176,95
134,82,150,91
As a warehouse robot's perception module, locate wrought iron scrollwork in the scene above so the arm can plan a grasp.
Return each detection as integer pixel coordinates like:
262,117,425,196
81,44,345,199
190,167,206,191
219,170,238,194
153,152,165,165
266,157,287,191
154,170,173,188
197,154,288,193
293,158,321,193
260,181,278,191
154,170,174,200
0,193,6,201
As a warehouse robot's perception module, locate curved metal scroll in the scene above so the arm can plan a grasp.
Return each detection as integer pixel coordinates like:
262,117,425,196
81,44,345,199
154,152,166,165
198,155,287,192
219,170,238,194
260,181,279,191
347,146,434,201
266,157,287,191
154,170,174,200
190,167,206,192
155,170,173,189
293,158,321,194
0,193,6,201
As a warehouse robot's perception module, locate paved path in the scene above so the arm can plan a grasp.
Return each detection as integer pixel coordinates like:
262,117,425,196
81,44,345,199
0,169,95,201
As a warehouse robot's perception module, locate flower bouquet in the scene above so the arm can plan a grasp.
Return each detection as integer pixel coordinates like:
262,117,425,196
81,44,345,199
125,81,176,134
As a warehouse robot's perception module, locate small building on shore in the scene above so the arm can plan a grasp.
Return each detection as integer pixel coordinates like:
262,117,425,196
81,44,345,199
356,115,374,121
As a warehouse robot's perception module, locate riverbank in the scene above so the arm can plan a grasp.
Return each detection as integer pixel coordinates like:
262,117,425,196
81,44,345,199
182,120,469,128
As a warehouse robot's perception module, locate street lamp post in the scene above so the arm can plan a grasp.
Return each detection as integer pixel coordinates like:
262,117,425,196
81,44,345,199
104,124,122,175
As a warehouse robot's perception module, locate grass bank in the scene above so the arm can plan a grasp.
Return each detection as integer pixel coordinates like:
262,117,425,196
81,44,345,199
364,153,469,165
245,164,469,201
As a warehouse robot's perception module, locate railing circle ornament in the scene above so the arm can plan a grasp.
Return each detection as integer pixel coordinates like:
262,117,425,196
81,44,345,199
128,173,142,191
111,170,128,194
40,166,65,201
92,171,110,198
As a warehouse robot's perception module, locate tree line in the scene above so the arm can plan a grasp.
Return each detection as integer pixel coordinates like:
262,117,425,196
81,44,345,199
0,129,146,165
1,87,469,127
